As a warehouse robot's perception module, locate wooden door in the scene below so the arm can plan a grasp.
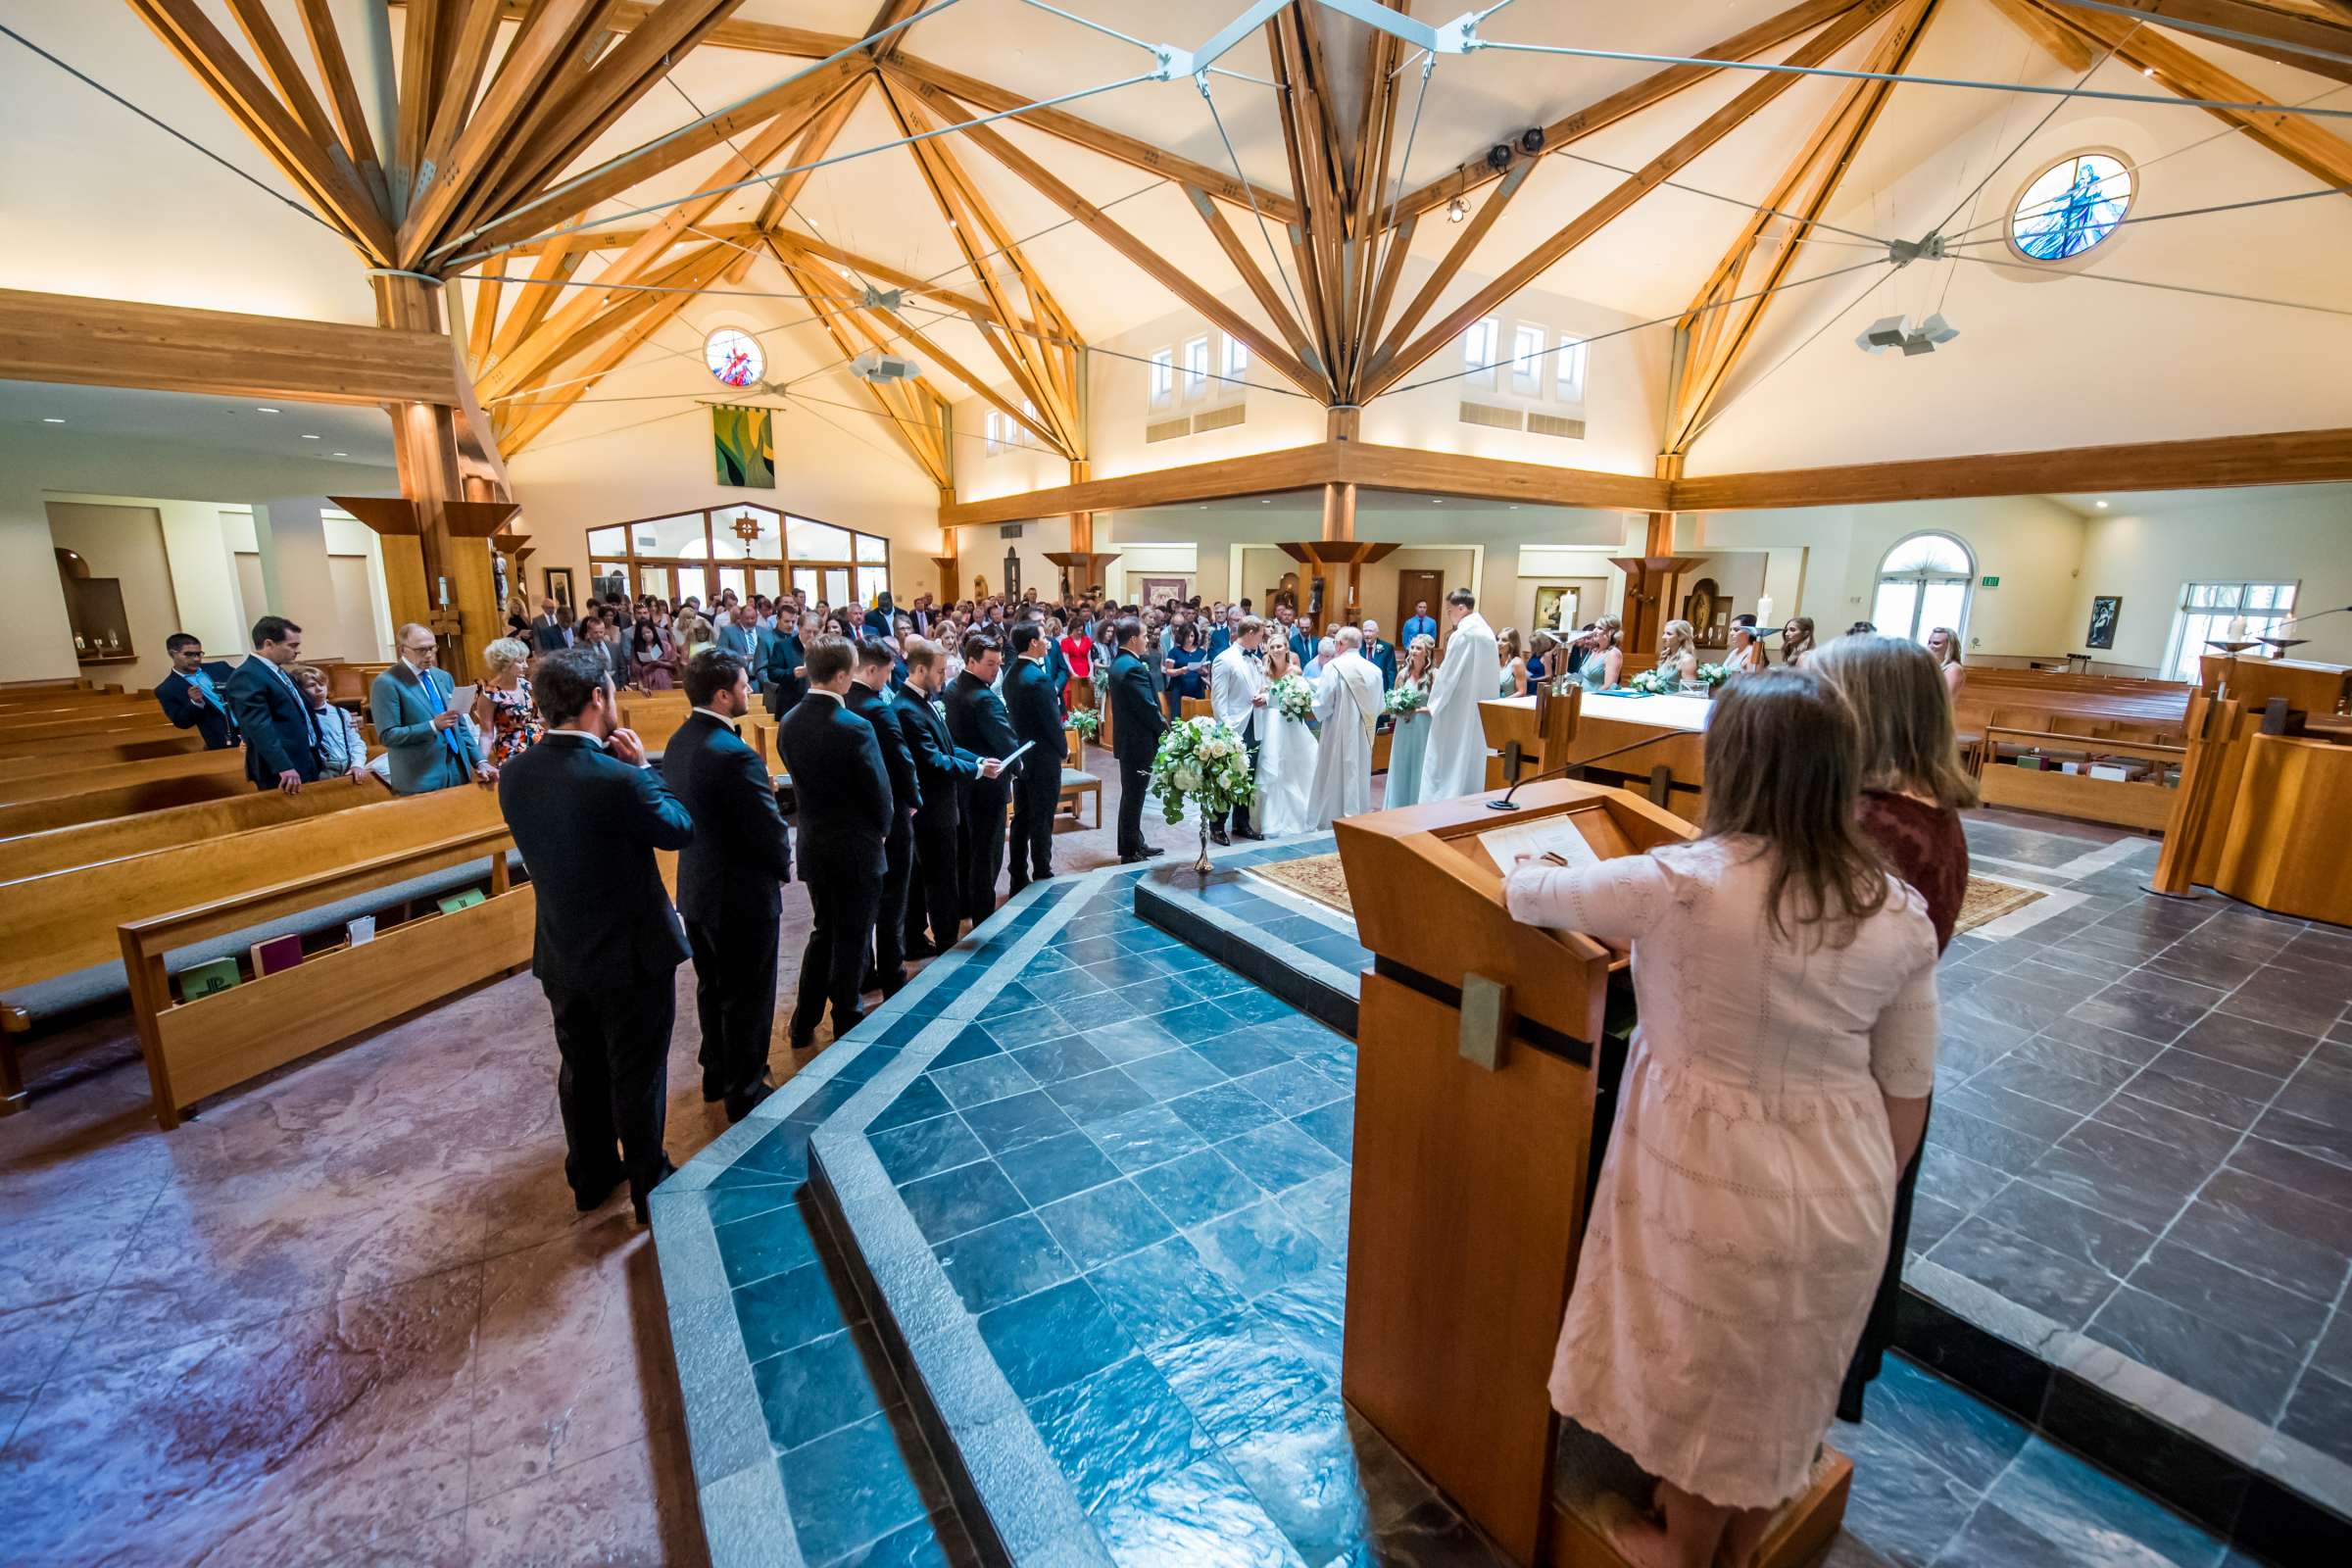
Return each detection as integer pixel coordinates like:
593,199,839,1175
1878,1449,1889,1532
1397,569,1443,644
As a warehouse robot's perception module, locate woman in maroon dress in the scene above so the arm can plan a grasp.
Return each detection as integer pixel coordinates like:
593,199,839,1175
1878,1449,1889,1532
1812,633,1978,1418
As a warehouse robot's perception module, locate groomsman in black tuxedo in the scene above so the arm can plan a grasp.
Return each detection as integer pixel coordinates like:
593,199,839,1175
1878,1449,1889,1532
895,638,1004,955
849,638,920,997
662,650,791,1122
775,638,892,1050
497,648,694,1221
945,631,1019,925
1106,615,1166,864
1004,621,1064,894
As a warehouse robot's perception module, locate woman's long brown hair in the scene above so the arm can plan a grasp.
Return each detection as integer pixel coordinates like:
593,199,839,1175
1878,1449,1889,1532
1700,668,1890,948
1809,634,1980,811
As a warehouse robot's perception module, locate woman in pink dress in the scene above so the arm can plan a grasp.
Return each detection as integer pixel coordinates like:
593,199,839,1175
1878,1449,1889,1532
1503,669,1938,1568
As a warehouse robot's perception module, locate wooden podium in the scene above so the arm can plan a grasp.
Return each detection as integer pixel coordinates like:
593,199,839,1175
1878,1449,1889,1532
1332,780,1851,1568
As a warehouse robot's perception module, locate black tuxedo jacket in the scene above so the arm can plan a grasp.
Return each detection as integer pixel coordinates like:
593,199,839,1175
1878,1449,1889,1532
498,732,693,991
763,631,807,713
1004,658,1064,753
1107,650,1165,769
156,662,241,749
774,692,891,882
945,671,1021,785
661,712,791,928
224,657,321,788
848,680,919,816
895,684,979,811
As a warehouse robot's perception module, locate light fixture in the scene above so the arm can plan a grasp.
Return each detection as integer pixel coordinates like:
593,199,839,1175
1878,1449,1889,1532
2095,500,2109,509
1855,312,1958,357
255,406,280,414
41,416,64,423
1446,194,1468,223
301,433,320,440
332,451,348,457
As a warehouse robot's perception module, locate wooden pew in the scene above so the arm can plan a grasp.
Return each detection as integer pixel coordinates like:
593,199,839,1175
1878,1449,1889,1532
120,813,530,1129
0,706,167,736
0,731,208,770
0,776,386,883
0,762,256,838
1946,667,2192,830
0,746,247,808
622,691,692,754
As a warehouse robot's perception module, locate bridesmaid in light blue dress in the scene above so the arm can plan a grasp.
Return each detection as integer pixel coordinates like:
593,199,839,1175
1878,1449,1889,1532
1382,634,1438,809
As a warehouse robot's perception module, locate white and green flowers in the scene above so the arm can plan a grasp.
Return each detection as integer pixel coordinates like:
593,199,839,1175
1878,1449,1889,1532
1269,673,1317,724
1150,715,1257,825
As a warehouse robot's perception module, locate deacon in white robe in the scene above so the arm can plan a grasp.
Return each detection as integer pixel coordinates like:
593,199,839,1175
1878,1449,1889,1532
1306,630,1383,828
1419,595,1499,802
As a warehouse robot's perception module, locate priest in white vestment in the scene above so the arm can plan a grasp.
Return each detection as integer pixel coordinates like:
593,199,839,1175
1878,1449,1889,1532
1307,628,1383,828
1419,590,1499,802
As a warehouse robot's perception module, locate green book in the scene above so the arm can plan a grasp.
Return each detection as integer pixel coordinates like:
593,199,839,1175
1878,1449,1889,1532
436,888,487,915
175,956,242,1003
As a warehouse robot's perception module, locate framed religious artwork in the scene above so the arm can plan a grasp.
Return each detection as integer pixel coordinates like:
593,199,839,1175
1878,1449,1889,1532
1532,585,1577,633
544,567,576,612
2086,595,2122,650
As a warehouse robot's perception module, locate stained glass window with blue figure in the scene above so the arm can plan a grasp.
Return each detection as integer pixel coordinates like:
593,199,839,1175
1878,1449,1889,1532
2010,153,2132,262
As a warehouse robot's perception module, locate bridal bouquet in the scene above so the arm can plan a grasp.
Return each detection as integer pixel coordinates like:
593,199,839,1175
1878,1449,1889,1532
1382,683,1427,715
1151,715,1256,827
1067,707,1102,742
1626,666,1679,696
1693,662,1731,689
1270,674,1317,724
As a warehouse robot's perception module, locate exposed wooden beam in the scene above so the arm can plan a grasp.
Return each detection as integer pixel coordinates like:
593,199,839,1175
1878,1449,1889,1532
756,73,872,229
1984,0,2100,67
394,0,855,59
780,253,955,486
1373,158,1533,377
412,0,508,220
0,288,459,406
1365,0,1901,398
489,234,587,362
2028,0,2352,189
2045,0,2352,87
1672,425,2352,510
391,0,447,206
880,58,1301,224
765,232,1017,328
1267,5,1347,388
467,265,503,365
1386,0,1872,226
500,244,738,452
222,0,360,201
292,0,393,216
1666,0,1940,456
864,0,930,64
1182,184,1323,381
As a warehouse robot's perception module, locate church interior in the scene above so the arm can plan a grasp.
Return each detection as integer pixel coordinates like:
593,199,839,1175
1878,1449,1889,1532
3,1,2352,1564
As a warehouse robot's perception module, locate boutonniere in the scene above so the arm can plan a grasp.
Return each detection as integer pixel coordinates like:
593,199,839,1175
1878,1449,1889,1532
931,699,947,720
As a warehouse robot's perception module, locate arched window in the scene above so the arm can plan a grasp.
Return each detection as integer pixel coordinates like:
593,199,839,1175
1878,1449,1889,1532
1873,532,1975,646
2008,152,2132,263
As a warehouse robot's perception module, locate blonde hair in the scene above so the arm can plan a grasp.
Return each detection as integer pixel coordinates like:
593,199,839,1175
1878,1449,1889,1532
1810,635,1980,811
1928,626,1963,665
284,662,327,694
1405,634,1436,682
1658,619,1696,663
481,637,532,678
1497,627,1523,661
1592,614,1623,651
1264,638,1294,676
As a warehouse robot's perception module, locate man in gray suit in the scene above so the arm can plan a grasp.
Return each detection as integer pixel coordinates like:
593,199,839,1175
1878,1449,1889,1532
369,623,494,794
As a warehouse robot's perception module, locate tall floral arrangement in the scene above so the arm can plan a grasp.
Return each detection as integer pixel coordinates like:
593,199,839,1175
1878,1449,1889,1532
1151,715,1257,872
1067,707,1102,743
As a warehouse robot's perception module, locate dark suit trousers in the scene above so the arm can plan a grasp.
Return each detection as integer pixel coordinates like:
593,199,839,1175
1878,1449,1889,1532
545,974,674,1205
1008,756,1058,885
869,812,913,985
1115,750,1152,856
792,871,881,1044
909,802,961,950
959,782,1010,924
685,912,778,1102
1220,727,1262,837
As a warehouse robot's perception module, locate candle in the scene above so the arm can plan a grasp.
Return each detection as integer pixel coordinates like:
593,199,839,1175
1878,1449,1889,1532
1756,595,1775,627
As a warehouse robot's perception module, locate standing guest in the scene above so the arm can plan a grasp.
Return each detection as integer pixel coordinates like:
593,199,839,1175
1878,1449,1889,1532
946,631,1020,925
633,621,678,690
898,638,1004,955
474,636,547,767
776,639,893,1051
497,648,694,1222
506,598,532,639
225,614,321,795
1056,616,1092,710
1383,635,1437,809
1105,615,1166,864
717,603,766,666
156,632,240,749
1502,669,1937,1568
287,664,372,783
763,612,807,718
371,623,492,795
1400,599,1439,649
1845,620,1877,638
1780,616,1817,669
528,597,567,654
583,614,632,689
1004,622,1064,894
850,639,921,997
864,591,895,640
1207,615,1270,844
1160,621,1207,717
1273,602,1311,665
1042,615,1076,709
1812,634,1977,1422
1418,590,1497,803
1207,603,1245,661
1725,614,1768,675
1361,619,1398,690
663,650,791,1123
1926,626,1966,698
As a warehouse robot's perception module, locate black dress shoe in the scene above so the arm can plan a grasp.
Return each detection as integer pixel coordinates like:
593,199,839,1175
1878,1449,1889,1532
1140,845,1166,858
905,938,939,959
700,1077,725,1103
630,1159,679,1225
1209,825,1231,847
859,971,885,995
571,1172,623,1212
724,1077,777,1124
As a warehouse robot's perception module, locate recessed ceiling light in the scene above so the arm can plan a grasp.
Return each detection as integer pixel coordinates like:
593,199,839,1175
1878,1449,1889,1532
332,451,348,457
301,433,320,440
41,416,64,423
1431,498,1444,505
256,406,280,414
2095,500,2109,509
1259,498,1269,504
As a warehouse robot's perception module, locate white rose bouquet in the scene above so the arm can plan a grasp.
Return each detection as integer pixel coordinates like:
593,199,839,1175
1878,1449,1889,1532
1067,707,1102,742
1269,673,1317,724
1382,683,1427,715
1151,715,1257,871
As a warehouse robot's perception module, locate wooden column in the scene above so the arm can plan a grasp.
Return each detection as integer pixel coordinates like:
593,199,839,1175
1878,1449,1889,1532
372,274,500,678
1068,459,1095,555
933,501,961,601
1321,481,1358,545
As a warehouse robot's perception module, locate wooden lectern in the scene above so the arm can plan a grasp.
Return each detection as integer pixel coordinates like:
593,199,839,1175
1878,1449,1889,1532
1333,780,1851,1568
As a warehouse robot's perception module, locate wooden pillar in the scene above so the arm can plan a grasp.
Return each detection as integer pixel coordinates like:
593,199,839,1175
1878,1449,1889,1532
933,500,961,601
1321,480,1357,544
1327,406,1360,442
1068,460,1094,556
372,273,499,679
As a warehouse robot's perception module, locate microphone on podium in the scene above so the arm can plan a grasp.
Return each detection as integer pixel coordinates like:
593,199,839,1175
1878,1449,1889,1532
1488,729,1697,810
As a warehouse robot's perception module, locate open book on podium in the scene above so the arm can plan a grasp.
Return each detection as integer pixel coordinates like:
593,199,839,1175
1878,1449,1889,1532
1331,779,1851,1568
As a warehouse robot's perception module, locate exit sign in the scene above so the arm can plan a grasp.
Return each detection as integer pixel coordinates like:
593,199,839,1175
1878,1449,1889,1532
1982,575,2000,587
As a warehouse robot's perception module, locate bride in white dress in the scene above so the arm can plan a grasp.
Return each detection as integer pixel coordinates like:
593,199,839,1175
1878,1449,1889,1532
1253,638,1318,837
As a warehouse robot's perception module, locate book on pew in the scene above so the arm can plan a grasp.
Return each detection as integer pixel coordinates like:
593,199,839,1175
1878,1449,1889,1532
175,956,242,1003
346,915,376,947
249,934,304,976
436,889,486,915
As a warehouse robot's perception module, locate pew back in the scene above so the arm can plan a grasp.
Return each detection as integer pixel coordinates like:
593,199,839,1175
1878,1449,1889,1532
0,732,208,770
0,776,385,883
0,764,254,837
0,746,247,807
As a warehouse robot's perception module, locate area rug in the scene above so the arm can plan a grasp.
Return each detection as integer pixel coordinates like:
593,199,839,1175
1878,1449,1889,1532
1245,852,1354,917
1956,873,2047,937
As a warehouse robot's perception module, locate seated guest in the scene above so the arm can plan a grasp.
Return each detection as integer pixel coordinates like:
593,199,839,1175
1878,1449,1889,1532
775,638,892,1051
156,631,240,749
225,614,321,795
371,623,493,794
1503,669,1937,1568
1526,630,1557,686
1656,619,1700,691
1812,633,1977,1421
498,648,694,1222
633,621,678,690
663,650,791,1122
1845,620,1876,638
475,636,546,767
287,663,373,783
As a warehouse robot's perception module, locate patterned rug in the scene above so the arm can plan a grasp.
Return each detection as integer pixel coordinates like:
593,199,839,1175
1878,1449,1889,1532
1956,873,2046,936
1245,852,1354,917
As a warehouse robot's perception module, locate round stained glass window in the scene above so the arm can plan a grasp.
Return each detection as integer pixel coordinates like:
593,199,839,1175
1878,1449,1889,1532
2008,152,2132,263
705,327,763,388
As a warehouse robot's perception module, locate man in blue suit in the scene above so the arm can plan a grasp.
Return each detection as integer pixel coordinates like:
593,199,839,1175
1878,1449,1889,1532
155,631,240,749
223,614,322,794
1206,604,1243,660
716,603,768,668
369,623,491,795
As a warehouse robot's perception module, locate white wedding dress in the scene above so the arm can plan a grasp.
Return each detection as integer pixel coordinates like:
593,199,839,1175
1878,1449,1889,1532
1253,695,1319,837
